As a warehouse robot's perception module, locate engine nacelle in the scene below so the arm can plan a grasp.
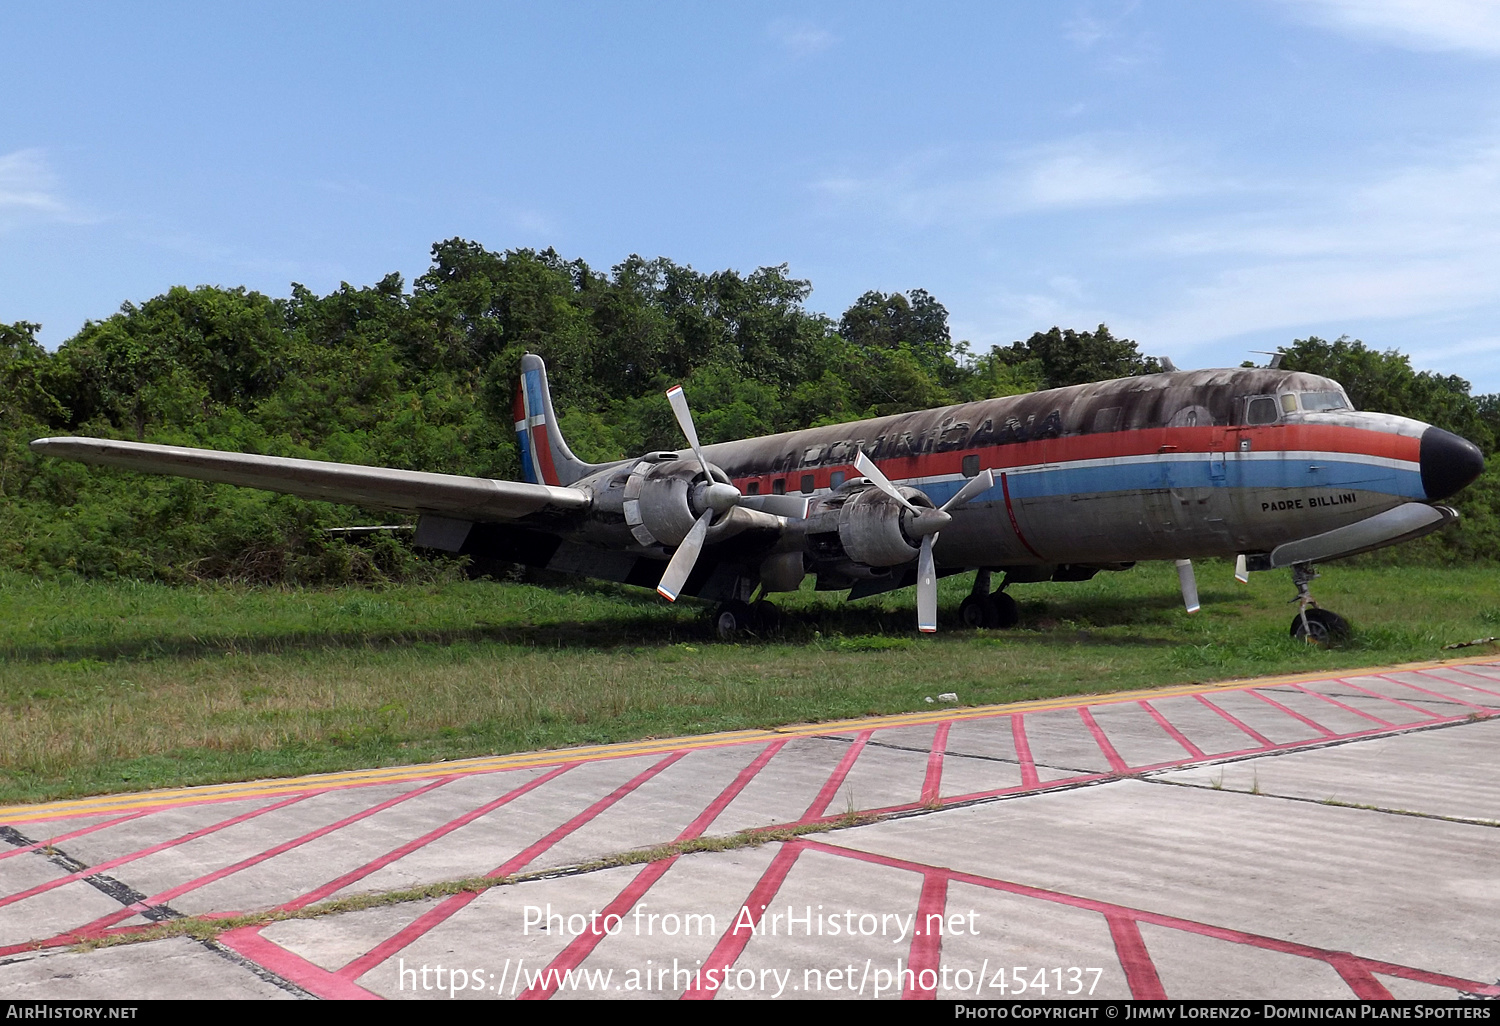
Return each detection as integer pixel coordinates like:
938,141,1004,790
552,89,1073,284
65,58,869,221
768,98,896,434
835,486,932,567
621,455,734,548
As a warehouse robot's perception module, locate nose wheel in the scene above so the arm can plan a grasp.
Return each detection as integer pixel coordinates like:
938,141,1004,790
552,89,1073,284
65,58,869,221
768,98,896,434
1288,563,1351,644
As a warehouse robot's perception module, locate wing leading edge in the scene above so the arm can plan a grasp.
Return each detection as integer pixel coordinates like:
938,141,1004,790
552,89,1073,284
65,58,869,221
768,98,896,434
29,437,591,521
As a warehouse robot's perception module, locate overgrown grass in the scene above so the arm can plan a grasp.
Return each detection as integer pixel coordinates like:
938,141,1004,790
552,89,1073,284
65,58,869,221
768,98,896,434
2,561,1495,805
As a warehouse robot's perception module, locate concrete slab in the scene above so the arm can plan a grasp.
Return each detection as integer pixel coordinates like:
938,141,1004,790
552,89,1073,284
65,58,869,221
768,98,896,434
0,937,298,999
2,657,1498,1000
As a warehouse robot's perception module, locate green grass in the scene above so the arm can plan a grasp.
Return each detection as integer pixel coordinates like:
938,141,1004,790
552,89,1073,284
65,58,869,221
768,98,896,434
1,561,1495,805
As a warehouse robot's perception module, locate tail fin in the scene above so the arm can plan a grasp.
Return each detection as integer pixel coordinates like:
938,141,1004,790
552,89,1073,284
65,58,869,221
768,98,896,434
512,353,604,486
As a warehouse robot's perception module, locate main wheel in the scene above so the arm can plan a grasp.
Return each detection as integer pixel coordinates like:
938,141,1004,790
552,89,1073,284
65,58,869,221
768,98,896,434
1290,608,1351,644
751,601,782,632
959,594,999,629
714,600,753,640
992,591,1020,628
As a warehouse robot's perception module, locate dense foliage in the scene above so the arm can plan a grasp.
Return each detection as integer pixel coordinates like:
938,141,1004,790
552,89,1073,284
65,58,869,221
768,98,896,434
2,240,1497,582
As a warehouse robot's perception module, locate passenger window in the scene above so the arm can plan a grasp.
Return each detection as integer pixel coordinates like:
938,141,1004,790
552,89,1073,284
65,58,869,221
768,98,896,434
830,471,846,488
772,479,785,495
962,454,980,478
800,474,815,494
747,481,760,495
1246,397,1279,425
1280,394,1298,415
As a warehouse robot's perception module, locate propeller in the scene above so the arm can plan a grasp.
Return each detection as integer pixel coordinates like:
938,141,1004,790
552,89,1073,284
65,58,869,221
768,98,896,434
1175,559,1201,614
656,385,741,602
854,451,995,632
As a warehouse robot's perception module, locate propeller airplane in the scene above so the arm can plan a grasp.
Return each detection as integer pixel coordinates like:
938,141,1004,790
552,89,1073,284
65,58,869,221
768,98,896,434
31,353,1486,642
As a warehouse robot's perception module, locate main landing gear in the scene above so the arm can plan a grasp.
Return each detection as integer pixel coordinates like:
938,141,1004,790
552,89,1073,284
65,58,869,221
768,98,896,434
1288,562,1351,644
958,569,1020,630
712,599,781,639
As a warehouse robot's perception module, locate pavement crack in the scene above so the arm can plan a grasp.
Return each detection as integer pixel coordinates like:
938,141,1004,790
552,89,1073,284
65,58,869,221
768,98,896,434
0,825,184,923
1144,776,1500,828
809,733,1100,777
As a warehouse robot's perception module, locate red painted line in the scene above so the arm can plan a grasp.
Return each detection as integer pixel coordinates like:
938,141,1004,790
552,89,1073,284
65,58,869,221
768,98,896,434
1078,707,1130,773
218,925,380,999
1246,689,1337,737
0,791,322,912
920,722,952,804
1106,914,1167,999
1334,678,1443,720
75,777,459,936
801,730,873,821
999,472,1044,559
1289,683,1394,727
1375,674,1485,710
335,751,688,983
1422,666,1500,698
0,810,152,864
800,839,1500,999
1193,694,1275,747
904,873,948,1000
1012,714,1040,788
520,742,789,1000
680,842,804,1000
283,763,578,911
1139,701,1206,758
1326,952,1395,1000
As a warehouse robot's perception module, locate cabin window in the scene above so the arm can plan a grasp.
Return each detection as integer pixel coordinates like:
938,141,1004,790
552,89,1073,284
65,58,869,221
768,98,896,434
1280,394,1299,415
803,445,824,464
962,454,980,478
800,474,815,494
1246,396,1279,425
772,478,785,495
747,481,760,495
1091,407,1122,433
1300,390,1349,412
830,470,846,488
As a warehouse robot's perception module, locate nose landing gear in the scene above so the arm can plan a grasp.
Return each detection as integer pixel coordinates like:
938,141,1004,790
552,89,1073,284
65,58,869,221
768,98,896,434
1289,562,1351,644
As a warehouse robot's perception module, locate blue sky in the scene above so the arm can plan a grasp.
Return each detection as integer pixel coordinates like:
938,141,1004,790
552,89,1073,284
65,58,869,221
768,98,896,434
5,1,1500,390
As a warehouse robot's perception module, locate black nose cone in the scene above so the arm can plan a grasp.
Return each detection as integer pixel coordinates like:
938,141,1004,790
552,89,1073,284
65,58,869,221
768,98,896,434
1420,427,1485,500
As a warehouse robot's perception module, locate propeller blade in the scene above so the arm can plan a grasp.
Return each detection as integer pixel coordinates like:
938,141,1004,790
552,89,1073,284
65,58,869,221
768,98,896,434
656,510,712,602
1175,558,1200,614
854,451,920,515
940,468,995,513
917,534,939,633
1234,554,1249,584
665,385,708,472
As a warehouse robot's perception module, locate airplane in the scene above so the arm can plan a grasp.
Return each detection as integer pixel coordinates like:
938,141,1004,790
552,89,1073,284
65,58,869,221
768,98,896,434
30,353,1485,643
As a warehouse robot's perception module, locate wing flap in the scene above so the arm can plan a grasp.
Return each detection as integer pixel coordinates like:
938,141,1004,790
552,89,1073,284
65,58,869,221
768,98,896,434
30,437,591,521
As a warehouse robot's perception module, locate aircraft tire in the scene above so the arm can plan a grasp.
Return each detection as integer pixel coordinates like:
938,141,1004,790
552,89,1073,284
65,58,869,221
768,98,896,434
714,600,754,640
751,601,782,633
1289,608,1351,644
993,591,1020,628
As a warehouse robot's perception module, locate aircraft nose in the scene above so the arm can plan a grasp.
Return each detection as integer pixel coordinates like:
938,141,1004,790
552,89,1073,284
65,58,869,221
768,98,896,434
1420,426,1485,500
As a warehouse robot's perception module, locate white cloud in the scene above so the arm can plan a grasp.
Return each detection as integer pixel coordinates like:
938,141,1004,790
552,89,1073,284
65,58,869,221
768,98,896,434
0,149,68,218
813,136,1199,226
767,18,836,57
1128,136,1500,356
1279,0,1500,56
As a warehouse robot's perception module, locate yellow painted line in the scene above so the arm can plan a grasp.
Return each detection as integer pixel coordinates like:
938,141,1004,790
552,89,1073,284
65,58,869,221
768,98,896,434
2,654,1495,825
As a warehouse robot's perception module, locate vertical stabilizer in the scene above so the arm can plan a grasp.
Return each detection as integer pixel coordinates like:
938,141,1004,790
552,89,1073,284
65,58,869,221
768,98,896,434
512,353,605,486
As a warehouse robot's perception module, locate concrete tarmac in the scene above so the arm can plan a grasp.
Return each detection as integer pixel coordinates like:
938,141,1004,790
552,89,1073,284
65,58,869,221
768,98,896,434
2,657,1498,1001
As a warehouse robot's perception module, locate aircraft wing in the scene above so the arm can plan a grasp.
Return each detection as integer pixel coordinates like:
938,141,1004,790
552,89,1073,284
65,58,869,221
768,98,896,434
29,437,591,521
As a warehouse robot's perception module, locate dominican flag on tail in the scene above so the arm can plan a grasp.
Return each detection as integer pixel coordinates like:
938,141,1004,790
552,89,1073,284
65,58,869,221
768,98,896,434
511,353,604,487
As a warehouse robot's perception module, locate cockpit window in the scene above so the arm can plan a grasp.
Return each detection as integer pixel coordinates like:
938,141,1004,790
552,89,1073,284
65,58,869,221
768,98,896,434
1246,396,1279,425
1299,391,1349,412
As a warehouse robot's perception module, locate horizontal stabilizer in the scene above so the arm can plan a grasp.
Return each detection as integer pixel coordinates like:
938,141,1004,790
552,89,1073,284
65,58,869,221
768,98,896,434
1267,502,1455,568
30,437,591,521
